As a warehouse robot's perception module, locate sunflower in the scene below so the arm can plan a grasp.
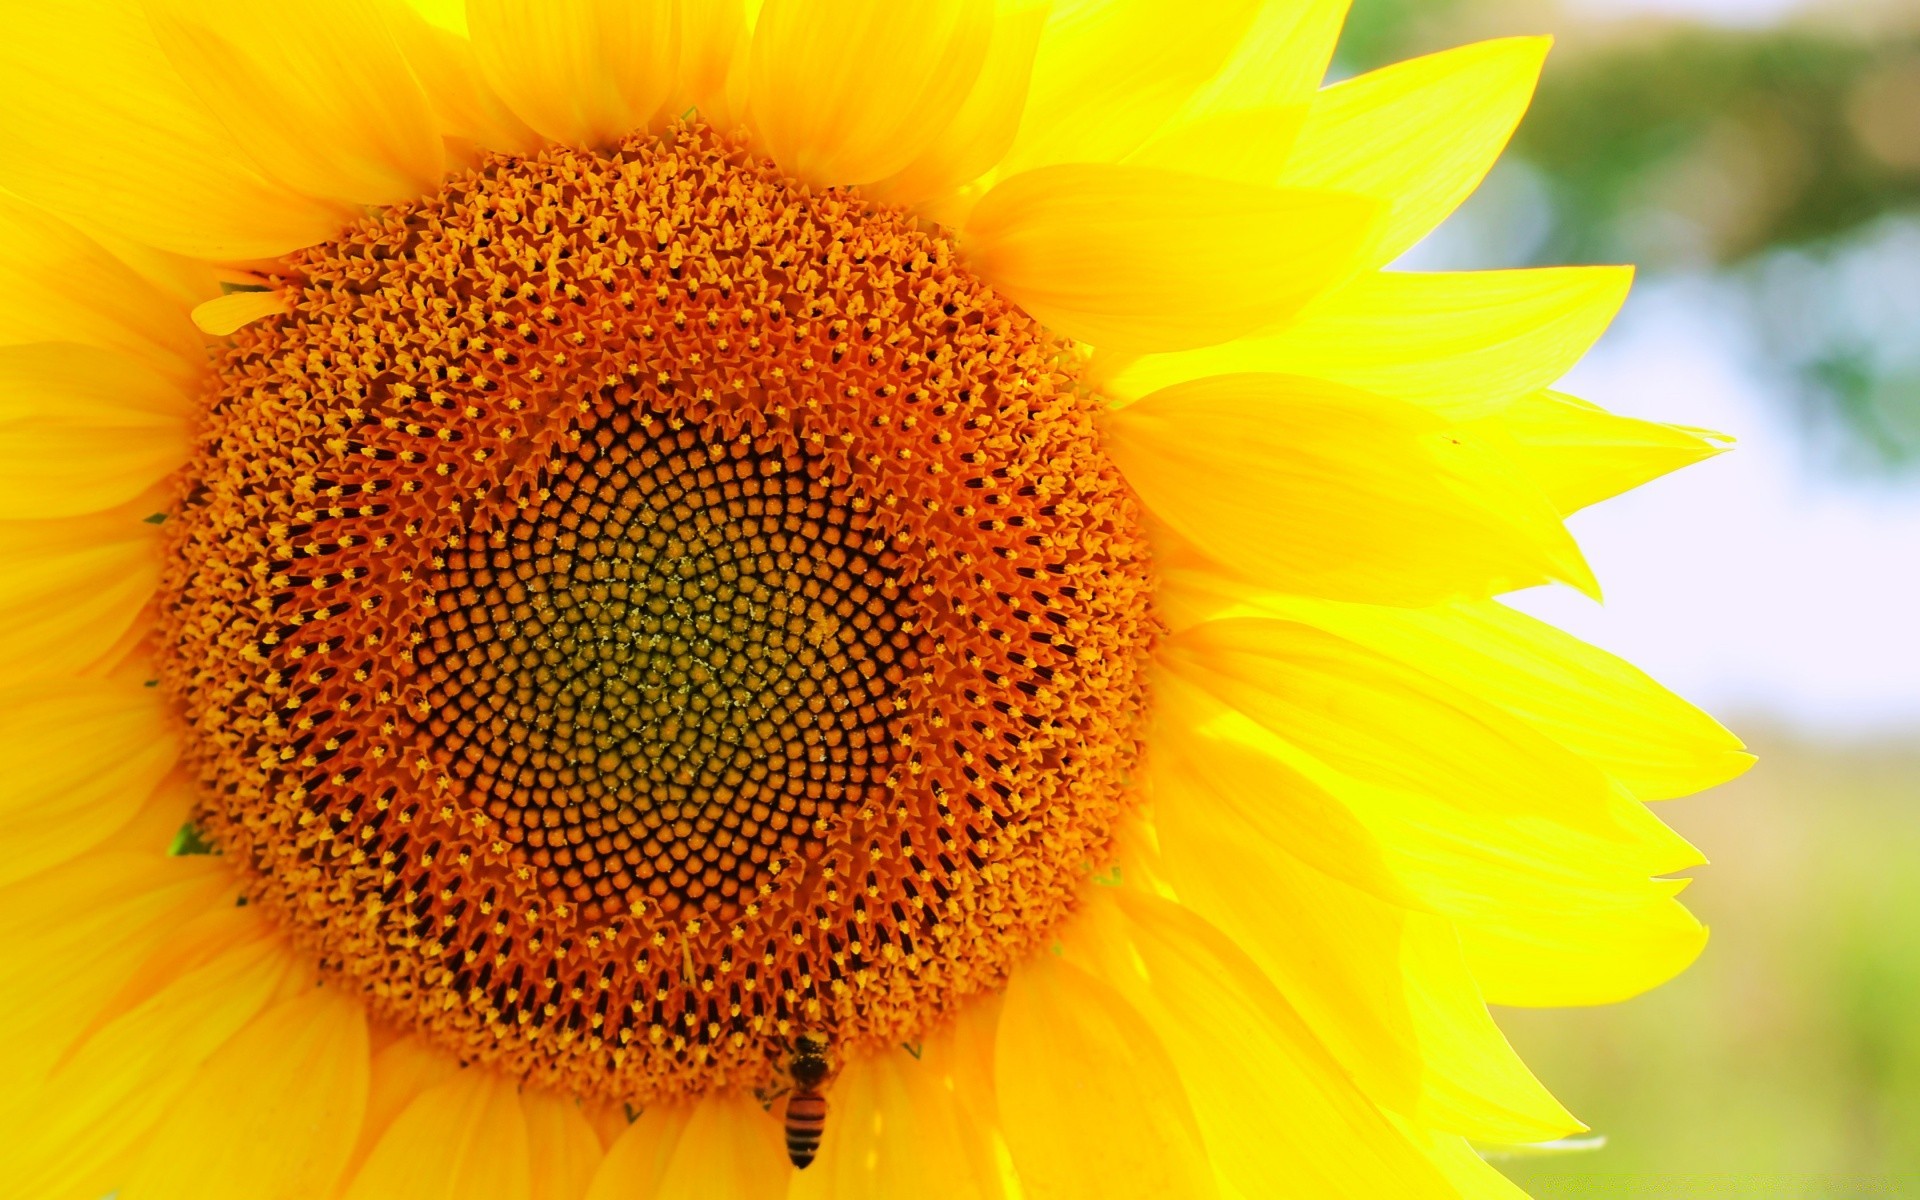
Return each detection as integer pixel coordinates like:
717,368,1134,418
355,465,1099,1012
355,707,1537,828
0,0,1752,1197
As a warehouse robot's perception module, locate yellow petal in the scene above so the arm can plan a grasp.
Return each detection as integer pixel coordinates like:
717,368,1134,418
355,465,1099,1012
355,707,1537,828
791,1039,1006,1200
583,1106,692,1200
343,1036,464,1182
92,769,198,858
748,0,993,187
1000,0,1261,174
1394,1120,1538,1200
468,0,677,148
651,1095,788,1200
343,1070,533,1200
0,0,344,259
0,343,192,520
145,0,446,208
1162,615,1714,1009
524,1090,606,1200
966,167,1378,352
0,679,178,887
1279,37,1550,270
1068,889,1459,1198
1400,923,1585,1140
0,852,233,1108
1148,685,1579,1143
1124,0,1352,184
1180,0,1350,116
119,986,371,1200
996,954,1217,1200
389,7,546,155
869,0,1050,210
1162,618,1631,845
192,290,290,336
1103,374,1594,604
405,0,468,34
0,195,205,388
1459,882,1709,1007
671,0,751,133
2,935,291,1199
1106,267,1635,420
0,511,160,681
1148,696,1415,907
1479,389,1733,515
1125,106,1310,187
1247,594,1754,802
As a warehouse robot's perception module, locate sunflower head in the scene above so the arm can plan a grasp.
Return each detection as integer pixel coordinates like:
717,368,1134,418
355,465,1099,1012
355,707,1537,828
157,122,1157,1102
0,2,1751,1198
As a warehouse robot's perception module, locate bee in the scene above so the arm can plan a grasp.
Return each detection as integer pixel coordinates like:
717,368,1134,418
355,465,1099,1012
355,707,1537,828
783,1032,832,1169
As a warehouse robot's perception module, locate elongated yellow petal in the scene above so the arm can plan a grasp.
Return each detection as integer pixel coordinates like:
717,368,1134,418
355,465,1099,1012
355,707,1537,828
1000,0,1261,173
1149,681,1580,1143
996,954,1217,1200
1480,389,1732,514
146,0,446,207
192,290,290,336
389,7,546,154
119,986,371,1200
1068,889,1459,1198
1394,1120,1538,1200
0,853,233,1110
1181,0,1350,116
1126,106,1310,186
468,0,677,148
342,1037,464,1183
0,679,177,887
791,1038,1006,1200
343,1071,533,1200
524,1090,606,1200
1245,594,1754,802
0,196,205,388
1459,881,1709,1007
748,0,993,187
405,0,466,34
1103,374,1594,604
966,167,1377,352
1399,923,1586,1140
650,1096,788,1200
1163,618,1630,845
78,224,227,318
869,0,1049,210
1124,0,1350,183
1279,37,1550,269
0,512,160,681
1162,616,1714,1009
1,936,290,1199
671,0,750,133
0,0,344,259
0,344,191,520
1148,698,1416,907
1107,267,1635,420
583,1106,692,1200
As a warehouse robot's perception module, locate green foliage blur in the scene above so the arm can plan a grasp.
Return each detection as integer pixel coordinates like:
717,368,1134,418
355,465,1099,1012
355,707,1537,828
1494,733,1920,1195
1340,0,1920,471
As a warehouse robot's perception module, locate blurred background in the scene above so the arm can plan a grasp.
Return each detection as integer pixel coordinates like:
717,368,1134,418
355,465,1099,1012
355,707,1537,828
1336,0,1920,1193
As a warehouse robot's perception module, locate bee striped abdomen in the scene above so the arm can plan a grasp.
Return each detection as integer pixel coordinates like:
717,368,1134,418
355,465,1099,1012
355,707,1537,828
784,1090,828,1168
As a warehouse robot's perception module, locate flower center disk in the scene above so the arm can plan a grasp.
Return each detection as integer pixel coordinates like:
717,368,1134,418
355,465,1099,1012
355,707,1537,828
158,125,1156,1101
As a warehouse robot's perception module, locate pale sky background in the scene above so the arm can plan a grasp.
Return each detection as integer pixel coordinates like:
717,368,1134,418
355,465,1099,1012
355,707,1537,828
1562,0,1817,24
